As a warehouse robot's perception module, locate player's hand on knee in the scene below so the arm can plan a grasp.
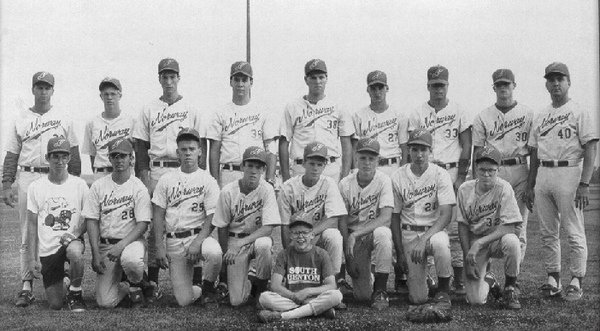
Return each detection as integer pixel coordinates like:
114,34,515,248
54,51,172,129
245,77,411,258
411,240,427,264
107,242,125,262
92,257,106,274
466,242,481,266
465,264,479,280
60,233,77,247
156,251,169,269
224,242,243,265
2,188,16,208
186,242,203,263
345,234,356,258
575,185,590,210
346,258,360,279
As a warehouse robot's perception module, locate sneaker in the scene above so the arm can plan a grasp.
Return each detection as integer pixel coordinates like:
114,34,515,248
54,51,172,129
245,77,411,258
395,274,409,294
563,285,583,302
452,277,466,296
143,281,163,303
337,278,354,297
215,282,229,304
427,274,438,298
485,272,502,301
321,307,336,319
503,286,521,310
129,288,146,308
257,310,282,323
199,290,219,306
67,291,86,312
540,283,562,298
433,291,451,308
15,290,35,307
371,290,389,310
336,301,348,310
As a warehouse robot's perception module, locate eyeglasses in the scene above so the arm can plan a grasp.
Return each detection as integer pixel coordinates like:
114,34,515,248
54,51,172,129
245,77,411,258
290,231,312,238
478,167,498,175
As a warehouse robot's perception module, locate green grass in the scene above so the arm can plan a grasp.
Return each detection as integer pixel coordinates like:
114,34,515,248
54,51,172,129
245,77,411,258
1,187,599,330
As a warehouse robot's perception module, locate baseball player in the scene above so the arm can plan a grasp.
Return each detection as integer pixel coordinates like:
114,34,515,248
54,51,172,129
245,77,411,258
338,138,394,310
212,146,281,307
2,72,81,307
457,146,522,310
408,65,472,294
26,137,88,311
207,61,279,188
278,141,349,308
83,138,152,308
82,77,134,181
152,128,222,307
279,59,355,182
257,220,342,323
390,129,455,306
132,58,204,298
525,62,599,301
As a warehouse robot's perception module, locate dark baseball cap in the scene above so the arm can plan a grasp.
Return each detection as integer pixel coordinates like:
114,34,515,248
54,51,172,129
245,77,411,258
544,62,569,78
108,138,133,155
356,138,380,155
158,58,180,74
176,128,201,142
427,65,449,84
492,69,515,84
47,137,70,154
408,129,433,147
367,70,387,86
32,71,54,87
303,142,328,160
99,77,122,91
230,61,253,78
304,59,327,75
243,146,267,164
289,219,314,230
475,146,502,165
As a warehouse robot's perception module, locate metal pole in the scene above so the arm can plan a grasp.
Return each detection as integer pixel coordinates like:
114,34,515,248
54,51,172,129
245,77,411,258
246,0,251,63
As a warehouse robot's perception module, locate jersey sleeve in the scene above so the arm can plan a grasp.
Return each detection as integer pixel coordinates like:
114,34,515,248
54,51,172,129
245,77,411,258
455,186,468,224
351,111,362,140
471,113,486,147
277,185,293,225
211,189,232,228
437,168,456,206
205,111,222,141
81,120,95,156
498,183,522,226
379,175,394,208
578,106,600,145
204,175,220,216
391,170,404,213
192,107,205,139
398,116,409,145
273,249,288,277
458,105,472,133
134,181,152,223
407,109,420,132
65,119,79,147
260,184,281,226
324,179,348,218
338,107,355,137
262,108,280,141
527,112,541,149
82,182,101,220
132,107,150,141
338,178,351,211
280,104,294,140
26,181,39,213
5,121,22,154
150,176,168,209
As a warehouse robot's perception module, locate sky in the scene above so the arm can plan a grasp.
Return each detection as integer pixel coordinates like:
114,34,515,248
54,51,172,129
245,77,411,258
1,0,599,172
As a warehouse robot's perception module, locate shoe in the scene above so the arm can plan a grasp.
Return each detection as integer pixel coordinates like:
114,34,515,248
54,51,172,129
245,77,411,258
540,283,562,298
322,308,336,319
503,286,521,310
215,282,229,304
67,291,86,312
143,281,163,303
485,272,502,301
452,277,466,296
395,273,409,294
563,285,583,301
337,278,354,297
336,301,348,310
433,291,451,308
129,288,146,308
258,310,281,323
371,290,389,310
15,290,35,307
427,275,438,298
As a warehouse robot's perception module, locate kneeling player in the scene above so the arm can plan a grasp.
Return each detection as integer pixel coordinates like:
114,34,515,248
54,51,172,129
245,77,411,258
153,129,222,307
258,220,342,323
391,129,455,306
213,146,281,307
84,138,152,308
457,146,522,309
27,137,89,311
339,138,393,309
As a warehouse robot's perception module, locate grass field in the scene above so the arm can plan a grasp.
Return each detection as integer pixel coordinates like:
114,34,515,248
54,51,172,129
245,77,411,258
1,187,599,330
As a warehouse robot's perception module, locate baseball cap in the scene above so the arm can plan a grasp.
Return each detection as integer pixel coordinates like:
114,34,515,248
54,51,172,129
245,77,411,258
427,65,449,84
303,142,328,160
230,61,253,78
158,58,180,74
367,70,387,86
355,138,380,155
108,138,133,155
544,62,569,78
176,127,201,142
242,146,267,164
99,77,122,91
407,129,433,147
304,59,327,75
32,71,54,87
289,219,314,230
492,69,515,84
475,146,502,165
47,137,70,154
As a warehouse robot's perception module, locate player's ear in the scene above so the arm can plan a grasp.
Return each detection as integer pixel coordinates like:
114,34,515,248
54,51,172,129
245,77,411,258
513,82,517,89
304,76,309,85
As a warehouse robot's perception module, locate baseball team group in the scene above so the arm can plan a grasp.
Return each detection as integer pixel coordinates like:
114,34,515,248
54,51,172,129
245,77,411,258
1,56,597,324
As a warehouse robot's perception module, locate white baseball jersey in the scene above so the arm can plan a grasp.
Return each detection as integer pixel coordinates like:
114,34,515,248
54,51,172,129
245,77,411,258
352,105,409,159
278,175,347,226
206,101,279,164
82,114,134,168
408,101,470,163
391,163,456,227
152,168,220,233
280,97,354,160
212,180,280,234
132,98,203,161
27,175,89,257
82,175,152,239
472,103,533,158
529,100,599,160
338,170,394,232
456,178,522,236
5,107,78,167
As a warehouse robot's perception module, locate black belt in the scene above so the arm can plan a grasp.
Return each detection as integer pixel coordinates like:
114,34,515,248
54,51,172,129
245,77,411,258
500,156,527,166
222,164,242,171
434,162,458,170
295,157,337,165
21,166,49,173
166,227,202,239
379,157,399,166
151,160,179,168
100,237,121,245
540,160,578,167
94,167,114,173
229,232,250,238
401,224,431,232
